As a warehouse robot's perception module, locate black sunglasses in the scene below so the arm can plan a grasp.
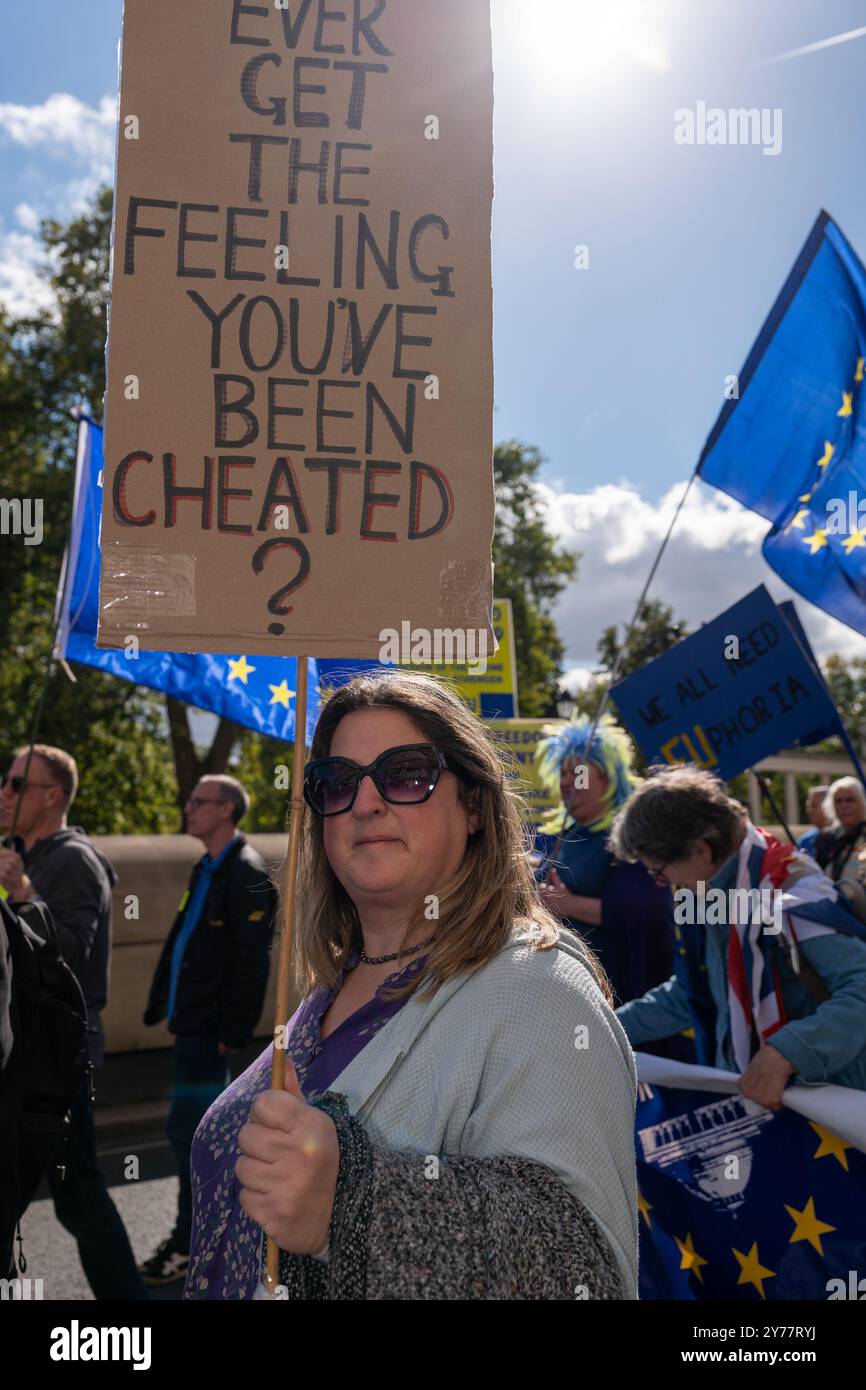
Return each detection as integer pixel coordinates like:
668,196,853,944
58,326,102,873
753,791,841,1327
303,744,452,817
1,773,64,795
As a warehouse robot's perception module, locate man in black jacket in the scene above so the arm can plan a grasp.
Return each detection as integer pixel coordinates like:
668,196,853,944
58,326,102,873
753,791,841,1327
0,743,147,1300
139,773,276,1285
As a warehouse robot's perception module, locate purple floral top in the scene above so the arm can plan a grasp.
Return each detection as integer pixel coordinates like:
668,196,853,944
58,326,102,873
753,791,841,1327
184,948,426,1300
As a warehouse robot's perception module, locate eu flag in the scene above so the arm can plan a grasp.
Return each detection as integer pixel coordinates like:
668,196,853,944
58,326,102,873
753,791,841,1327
56,419,320,742
636,1068,866,1301
699,211,866,637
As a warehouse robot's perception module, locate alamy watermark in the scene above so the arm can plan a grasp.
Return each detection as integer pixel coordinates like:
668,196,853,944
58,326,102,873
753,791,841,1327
0,497,43,546
379,622,488,675
674,882,781,934
827,1270,866,1299
0,1276,44,1300
674,102,782,157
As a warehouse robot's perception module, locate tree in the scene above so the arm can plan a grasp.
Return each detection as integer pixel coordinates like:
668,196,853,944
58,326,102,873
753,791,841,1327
575,599,688,728
822,654,866,749
0,294,180,832
596,598,687,679
0,187,244,822
232,734,293,833
493,441,579,716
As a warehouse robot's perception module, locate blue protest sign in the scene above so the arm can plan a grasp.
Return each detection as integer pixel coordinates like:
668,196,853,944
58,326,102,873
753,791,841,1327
611,586,839,780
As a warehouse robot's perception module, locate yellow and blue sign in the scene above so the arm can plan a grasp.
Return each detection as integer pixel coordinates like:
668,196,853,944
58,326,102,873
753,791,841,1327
318,599,519,721
488,718,561,826
417,599,518,720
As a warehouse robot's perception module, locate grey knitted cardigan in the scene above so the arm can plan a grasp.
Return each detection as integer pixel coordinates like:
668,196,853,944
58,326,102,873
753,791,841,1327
272,927,638,1300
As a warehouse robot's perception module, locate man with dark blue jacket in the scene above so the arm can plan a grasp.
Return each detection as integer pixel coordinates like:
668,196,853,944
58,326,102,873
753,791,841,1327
140,774,276,1285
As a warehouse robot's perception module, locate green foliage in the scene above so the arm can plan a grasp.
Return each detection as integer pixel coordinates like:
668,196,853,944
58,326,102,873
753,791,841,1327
823,654,866,742
232,734,293,833
492,441,579,717
574,599,688,738
596,598,688,678
0,190,179,830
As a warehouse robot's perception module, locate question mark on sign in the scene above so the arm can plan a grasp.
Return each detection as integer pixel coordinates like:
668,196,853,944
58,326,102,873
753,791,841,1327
251,538,311,635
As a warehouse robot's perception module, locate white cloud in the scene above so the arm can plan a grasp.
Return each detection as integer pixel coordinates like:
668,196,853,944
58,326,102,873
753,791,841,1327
0,93,117,317
0,93,117,180
14,202,40,232
541,476,866,671
0,229,55,318
562,665,598,692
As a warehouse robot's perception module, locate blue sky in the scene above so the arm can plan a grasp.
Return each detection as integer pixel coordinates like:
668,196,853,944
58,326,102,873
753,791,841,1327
2,0,866,678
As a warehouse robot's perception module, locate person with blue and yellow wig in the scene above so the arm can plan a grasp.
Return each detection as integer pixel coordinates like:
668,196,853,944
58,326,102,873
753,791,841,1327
536,718,678,1008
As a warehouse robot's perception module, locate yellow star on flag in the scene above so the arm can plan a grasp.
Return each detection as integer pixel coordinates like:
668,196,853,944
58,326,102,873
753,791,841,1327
732,1243,776,1299
798,491,813,503
802,530,828,555
675,1232,708,1283
816,441,835,469
843,528,866,555
837,391,854,417
810,1122,854,1171
637,1189,653,1230
227,656,256,685
268,680,295,709
785,1197,836,1257
785,508,810,533
855,356,864,383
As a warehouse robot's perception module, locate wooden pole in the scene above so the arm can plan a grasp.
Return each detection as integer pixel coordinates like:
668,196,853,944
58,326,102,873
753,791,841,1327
263,654,309,1294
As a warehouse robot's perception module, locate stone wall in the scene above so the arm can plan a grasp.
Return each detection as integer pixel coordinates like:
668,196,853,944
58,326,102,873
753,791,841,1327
94,834,291,1053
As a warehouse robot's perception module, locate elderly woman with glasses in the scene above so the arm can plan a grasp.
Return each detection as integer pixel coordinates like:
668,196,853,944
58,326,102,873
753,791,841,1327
611,766,866,1107
534,719,679,1010
183,671,638,1301
814,776,866,923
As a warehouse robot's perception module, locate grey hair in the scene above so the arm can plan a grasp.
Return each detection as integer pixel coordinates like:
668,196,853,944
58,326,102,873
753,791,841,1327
609,765,746,868
806,784,830,804
200,774,250,825
806,783,831,822
828,776,866,822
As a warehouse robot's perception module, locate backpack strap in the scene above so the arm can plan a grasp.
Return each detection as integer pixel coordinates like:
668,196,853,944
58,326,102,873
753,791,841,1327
779,931,832,1004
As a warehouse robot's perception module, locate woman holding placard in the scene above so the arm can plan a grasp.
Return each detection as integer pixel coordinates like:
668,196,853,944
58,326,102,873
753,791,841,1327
184,670,637,1300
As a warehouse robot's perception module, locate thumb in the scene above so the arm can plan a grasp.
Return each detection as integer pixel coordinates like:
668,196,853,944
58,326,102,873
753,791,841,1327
283,1055,304,1101
549,868,561,886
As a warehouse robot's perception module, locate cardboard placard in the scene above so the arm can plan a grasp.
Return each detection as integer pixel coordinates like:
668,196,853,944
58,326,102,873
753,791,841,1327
98,0,494,657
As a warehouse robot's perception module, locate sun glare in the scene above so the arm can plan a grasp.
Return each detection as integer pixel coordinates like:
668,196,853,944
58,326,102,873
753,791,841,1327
510,0,672,91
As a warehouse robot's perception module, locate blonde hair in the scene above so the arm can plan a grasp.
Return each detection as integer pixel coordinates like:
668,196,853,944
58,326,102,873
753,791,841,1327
289,670,610,1003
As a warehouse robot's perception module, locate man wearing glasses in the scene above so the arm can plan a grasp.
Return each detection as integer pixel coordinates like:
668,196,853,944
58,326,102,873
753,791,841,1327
0,743,148,1300
139,774,276,1286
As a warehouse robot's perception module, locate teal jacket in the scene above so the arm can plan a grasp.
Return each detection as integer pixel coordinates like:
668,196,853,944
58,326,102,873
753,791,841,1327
617,915,866,1091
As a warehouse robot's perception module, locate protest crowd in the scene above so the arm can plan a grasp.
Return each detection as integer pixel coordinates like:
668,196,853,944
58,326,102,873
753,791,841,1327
3,681,866,1301
3,0,866,1328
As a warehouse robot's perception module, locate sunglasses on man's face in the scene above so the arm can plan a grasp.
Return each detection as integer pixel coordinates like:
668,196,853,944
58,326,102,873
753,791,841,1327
303,744,451,817
0,773,61,795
